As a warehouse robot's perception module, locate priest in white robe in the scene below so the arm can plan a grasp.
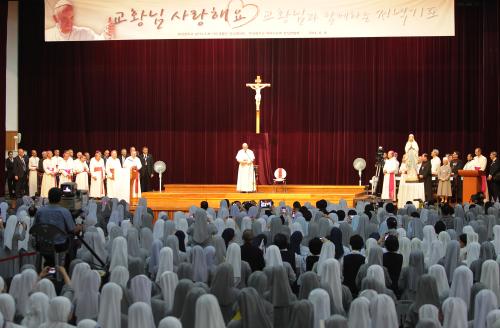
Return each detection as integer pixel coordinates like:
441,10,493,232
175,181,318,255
58,151,74,186
41,151,57,198
106,150,122,198
124,149,143,198
381,151,399,201
28,150,39,197
89,151,106,198
236,143,256,192
74,154,89,191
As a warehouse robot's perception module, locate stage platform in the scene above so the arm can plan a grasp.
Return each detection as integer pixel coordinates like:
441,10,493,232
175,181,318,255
131,184,366,217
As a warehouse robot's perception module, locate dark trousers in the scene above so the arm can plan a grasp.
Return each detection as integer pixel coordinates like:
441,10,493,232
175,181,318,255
452,179,463,203
7,176,16,197
15,175,27,198
490,180,500,202
141,173,151,192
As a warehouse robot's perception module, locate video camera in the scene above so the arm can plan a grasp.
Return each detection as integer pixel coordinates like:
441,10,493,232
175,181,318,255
59,182,87,219
375,146,385,166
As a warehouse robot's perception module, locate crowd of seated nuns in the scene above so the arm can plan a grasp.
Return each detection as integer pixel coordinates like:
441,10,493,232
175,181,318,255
2,196,500,328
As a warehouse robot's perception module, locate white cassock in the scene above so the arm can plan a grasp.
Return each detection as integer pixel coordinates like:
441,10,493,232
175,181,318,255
473,155,487,171
236,149,256,192
73,160,89,191
90,158,106,198
463,160,475,170
381,158,399,201
41,158,57,198
28,156,39,197
431,157,441,175
106,158,122,198
45,26,106,41
58,159,74,186
53,156,62,171
124,156,142,198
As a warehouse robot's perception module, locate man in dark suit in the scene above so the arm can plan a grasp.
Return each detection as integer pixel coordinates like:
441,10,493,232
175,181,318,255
419,153,433,202
450,151,464,203
5,151,15,198
139,146,154,192
488,151,500,202
13,148,29,198
119,148,128,167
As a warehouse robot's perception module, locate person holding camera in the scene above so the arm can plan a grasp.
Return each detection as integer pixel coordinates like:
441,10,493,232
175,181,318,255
33,187,82,265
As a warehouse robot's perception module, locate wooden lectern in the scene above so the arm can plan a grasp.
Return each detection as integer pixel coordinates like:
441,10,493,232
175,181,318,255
458,170,484,202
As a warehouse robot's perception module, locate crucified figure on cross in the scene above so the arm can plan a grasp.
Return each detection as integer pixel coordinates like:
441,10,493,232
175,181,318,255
246,76,271,134
246,76,271,112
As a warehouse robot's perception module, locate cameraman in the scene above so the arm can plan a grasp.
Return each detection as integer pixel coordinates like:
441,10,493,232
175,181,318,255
33,187,82,265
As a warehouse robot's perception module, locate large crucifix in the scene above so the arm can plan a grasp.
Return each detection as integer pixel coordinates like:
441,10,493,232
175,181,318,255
246,75,271,134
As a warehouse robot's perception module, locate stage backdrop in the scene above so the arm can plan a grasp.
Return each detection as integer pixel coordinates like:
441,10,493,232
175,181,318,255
19,0,499,187
43,0,455,41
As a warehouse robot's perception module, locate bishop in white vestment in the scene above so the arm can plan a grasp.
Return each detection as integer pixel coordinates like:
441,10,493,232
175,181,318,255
58,152,74,186
124,151,143,198
236,143,256,192
41,152,57,198
106,151,122,198
381,151,399,201
74,156,89,191
89,152,106,198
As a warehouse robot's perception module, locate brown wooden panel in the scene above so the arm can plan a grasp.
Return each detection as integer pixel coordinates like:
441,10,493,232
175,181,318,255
5,131,17,151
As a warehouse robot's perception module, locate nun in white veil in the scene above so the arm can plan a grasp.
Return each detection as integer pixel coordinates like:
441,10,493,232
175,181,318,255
369,294,398,328
130,275,152,305
449,266,473,310
157,271,178,314
156,247,174,283
428,264,449,301
194,294,226,328
480,260,500,303
0,293,24,328
39,296,75,328
110,236,128,271
97,282,123,328
159,317,182,328
347,297,370,328
128,302,155,328
318,258,347,315
473,289,499,328
308,288,330,328
74,270,100,322
34,279,57,300
21,292,50,328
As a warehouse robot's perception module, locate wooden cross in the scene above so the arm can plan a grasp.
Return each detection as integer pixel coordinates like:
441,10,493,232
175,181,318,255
246,75,271,134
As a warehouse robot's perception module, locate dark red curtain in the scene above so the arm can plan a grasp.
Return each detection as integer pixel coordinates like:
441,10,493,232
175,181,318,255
0,0,8,197
18,0,500,186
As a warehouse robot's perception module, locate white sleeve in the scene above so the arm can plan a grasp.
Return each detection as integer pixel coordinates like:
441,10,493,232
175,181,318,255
135,158,142,170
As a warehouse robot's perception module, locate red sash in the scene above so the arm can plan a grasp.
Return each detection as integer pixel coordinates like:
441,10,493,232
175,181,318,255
389,172,395,200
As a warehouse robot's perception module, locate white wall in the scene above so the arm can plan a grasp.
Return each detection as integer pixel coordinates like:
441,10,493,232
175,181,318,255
5,0,18,132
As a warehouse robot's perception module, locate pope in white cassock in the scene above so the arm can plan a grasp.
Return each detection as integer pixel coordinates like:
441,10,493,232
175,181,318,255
89,151,106,198
236,143,256,192
73,155,89,191
381,151,399,201
124,150,143,198
106,150,122,198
